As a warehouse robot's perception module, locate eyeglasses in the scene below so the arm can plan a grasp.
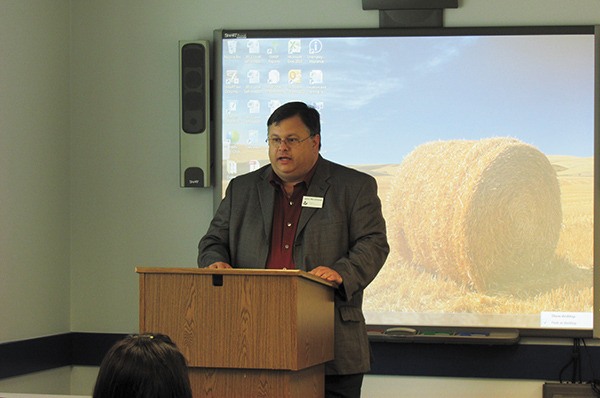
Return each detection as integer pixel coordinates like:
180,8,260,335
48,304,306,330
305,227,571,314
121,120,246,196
266,136,312,147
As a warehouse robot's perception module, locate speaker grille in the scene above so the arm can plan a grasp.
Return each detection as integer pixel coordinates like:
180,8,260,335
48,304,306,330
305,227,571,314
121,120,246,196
179,40,211,188
181,43,206,134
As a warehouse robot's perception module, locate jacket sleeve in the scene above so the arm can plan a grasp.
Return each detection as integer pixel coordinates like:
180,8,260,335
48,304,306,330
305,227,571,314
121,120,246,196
332,175,389,301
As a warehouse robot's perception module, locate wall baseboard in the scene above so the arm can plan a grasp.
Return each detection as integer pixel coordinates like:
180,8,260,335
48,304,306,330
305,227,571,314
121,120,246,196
1,333,598,382
370,340,599,381
0,333,126,380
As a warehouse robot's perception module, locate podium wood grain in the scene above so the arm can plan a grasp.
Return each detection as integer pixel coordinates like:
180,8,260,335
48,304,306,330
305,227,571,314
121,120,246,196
137,267,334,398
189,366,324,398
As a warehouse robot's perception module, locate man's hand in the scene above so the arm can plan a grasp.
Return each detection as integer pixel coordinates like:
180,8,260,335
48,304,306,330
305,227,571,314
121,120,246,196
309,266,343,286
207,262,233,269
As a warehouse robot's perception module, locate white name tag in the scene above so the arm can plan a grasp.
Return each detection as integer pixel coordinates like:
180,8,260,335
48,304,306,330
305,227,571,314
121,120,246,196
302,196,324,208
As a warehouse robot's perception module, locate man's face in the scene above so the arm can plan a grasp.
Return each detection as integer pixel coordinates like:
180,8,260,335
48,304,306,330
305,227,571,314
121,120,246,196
267,114,320,185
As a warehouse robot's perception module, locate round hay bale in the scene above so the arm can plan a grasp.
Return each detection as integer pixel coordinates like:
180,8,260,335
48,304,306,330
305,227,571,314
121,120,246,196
387,137,562,292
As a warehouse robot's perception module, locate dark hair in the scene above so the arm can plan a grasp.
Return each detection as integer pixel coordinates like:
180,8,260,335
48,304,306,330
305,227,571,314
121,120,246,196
267,101,321,137
92,334,193,398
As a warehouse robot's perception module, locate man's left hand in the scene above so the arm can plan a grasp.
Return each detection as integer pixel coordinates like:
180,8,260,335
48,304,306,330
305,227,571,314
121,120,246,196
309,266,343,286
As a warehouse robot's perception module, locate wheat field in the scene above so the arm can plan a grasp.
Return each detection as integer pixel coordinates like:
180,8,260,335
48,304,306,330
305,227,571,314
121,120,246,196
362,153,593,326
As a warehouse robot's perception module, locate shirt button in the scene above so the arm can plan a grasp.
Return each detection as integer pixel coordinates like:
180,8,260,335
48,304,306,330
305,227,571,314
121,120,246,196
289,201,293,206
284,244,290,249
287,222,292,227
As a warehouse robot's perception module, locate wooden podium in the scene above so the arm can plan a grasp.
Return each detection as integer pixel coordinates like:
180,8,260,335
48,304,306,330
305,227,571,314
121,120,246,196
136,267,335,398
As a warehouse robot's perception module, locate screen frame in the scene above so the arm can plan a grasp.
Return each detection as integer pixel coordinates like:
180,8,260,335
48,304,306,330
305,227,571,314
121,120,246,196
212,25,599,339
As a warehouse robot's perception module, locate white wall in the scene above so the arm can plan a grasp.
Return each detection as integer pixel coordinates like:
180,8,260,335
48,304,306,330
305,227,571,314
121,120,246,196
0,0,71,342
0,368,72,396
2,0,600,395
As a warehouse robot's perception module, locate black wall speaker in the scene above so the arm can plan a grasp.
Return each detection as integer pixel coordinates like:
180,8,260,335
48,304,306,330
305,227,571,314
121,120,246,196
179,40,211,187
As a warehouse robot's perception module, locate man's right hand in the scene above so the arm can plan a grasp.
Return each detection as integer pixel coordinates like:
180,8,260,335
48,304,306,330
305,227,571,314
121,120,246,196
207,262,233,269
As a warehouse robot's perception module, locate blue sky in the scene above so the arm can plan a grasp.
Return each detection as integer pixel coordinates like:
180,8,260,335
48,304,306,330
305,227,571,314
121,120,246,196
221,33,594,165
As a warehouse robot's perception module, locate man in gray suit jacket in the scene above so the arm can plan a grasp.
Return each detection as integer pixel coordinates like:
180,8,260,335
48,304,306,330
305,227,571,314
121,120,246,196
198,101,389,398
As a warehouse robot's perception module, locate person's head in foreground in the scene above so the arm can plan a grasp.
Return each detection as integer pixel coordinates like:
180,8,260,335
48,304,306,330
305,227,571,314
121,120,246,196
93,333,192,398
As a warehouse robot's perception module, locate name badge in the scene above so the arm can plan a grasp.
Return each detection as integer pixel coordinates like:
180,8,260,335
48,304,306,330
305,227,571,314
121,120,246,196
302,196,324,208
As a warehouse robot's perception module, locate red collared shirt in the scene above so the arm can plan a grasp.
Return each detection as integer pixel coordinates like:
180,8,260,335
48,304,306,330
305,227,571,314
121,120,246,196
266,162,318,269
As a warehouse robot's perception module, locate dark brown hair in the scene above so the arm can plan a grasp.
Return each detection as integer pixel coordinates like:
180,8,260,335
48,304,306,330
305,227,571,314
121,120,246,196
92,334,192,398
267,101,321,137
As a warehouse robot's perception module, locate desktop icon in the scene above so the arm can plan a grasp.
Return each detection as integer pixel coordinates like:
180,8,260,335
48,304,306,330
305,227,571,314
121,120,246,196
247,100,260,113
225,70,239,84
288,39,301,54
288,70,302,84
247,70,260,84
247,39,260,54
268,70,280,84
309,70,323,84
227,40,238,55
308,39,323,54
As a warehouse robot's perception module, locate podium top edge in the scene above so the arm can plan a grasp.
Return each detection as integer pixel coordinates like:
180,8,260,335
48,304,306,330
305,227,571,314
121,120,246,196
135,267,334,287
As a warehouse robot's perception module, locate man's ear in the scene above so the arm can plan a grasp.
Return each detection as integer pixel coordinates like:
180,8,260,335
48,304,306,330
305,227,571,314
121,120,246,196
313,134,321,150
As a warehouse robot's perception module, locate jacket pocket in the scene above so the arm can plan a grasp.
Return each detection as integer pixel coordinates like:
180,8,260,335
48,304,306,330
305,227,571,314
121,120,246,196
339,306,365,323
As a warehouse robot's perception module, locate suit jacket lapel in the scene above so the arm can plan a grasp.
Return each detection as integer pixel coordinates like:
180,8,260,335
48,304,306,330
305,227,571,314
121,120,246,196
297,157,330,236
257,167,275,240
